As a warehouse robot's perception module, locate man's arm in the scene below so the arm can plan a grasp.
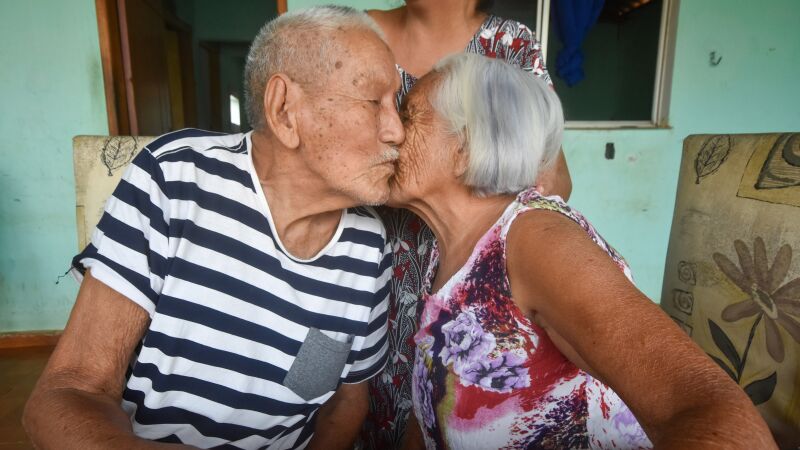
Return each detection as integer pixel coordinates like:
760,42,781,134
23,271,189,450
306,382,369,450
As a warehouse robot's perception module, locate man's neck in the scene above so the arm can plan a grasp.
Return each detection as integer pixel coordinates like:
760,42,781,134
250,131,354,260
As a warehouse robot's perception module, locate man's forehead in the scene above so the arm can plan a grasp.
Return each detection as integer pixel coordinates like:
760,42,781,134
337,57,396,92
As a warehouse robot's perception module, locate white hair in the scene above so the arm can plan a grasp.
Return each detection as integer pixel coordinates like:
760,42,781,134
431,53,564,196
244,5,385,130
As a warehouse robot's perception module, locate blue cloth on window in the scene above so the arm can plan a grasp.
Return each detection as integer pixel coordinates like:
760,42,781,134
552,0,604,86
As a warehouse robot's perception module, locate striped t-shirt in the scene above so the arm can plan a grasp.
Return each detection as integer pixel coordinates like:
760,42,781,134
72,129,391,449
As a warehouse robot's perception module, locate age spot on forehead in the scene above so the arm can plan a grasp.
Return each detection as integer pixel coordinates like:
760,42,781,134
335,61,343,69
351,72,367,87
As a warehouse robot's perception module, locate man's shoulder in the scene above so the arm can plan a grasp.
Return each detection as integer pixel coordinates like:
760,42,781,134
143,128,249,160
342,206,388,249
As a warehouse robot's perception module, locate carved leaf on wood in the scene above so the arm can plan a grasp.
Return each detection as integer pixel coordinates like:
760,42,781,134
101,136,138,176
695,134,732,184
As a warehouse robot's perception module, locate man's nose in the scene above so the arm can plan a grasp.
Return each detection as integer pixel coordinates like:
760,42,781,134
379,108,405,146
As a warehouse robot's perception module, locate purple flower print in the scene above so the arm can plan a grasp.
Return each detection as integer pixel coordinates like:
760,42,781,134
611,406,652,447
412,351,436,429
458,351,530,393
438,311,530,392
438,311,496,366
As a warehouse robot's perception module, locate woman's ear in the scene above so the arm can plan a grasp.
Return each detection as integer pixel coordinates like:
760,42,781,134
452,143,469,178
264,74,301,149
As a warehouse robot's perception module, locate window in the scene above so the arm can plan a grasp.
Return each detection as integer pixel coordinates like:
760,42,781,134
229,94,241,128
490,0,678,128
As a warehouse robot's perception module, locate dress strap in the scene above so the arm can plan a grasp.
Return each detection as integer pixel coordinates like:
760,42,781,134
500,187,634,281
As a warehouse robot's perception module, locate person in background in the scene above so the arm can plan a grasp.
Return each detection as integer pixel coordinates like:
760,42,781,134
391,52,775,450
362,1,571,448
24,7,401,449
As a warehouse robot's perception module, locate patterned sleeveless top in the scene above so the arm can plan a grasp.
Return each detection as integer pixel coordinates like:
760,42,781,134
363,16,553,449
411,188,652,449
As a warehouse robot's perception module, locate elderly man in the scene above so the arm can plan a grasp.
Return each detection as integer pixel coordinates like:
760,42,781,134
24,6,403,449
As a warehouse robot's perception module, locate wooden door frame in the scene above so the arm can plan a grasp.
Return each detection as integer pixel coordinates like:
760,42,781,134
94,0,197,135
95,0,130,135
277,0,287,14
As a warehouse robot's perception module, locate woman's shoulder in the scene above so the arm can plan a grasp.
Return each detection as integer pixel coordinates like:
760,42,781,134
513,189,578,225
504,189,632,278
479,15,540,42
470,15,551,82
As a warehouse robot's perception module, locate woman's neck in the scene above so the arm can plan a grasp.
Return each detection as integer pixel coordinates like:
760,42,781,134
403,185,516,270
403,1,484,30
372,2,487,77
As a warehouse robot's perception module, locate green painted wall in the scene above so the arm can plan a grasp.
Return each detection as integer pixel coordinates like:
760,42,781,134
288,0,800,300
0,0,797,332
564,0,800,299
0,0,108,331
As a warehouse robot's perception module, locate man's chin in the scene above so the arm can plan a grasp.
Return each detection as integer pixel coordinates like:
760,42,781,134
347,184,390,207
359,173,393,206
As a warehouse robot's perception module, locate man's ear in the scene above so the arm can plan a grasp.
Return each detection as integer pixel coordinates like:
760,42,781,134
264,74,301,149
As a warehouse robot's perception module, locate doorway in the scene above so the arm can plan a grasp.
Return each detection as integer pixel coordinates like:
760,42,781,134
95,0,278,135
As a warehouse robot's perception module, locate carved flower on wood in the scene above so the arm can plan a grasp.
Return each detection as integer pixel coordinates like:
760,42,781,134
713,237,800,362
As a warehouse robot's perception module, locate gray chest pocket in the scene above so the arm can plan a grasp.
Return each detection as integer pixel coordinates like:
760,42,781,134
283,328,353,401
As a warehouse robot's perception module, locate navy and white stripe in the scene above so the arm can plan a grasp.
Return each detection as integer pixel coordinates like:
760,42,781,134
72,129,391,449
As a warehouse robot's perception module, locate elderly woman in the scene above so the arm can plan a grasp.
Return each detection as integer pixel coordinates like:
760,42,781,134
389,53,775,449
363,2,570,447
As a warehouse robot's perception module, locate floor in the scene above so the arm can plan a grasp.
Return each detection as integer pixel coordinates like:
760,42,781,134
0,346,53,449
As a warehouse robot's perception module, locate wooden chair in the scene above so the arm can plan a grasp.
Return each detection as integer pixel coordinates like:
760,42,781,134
660,132,800,448
72,135,154,250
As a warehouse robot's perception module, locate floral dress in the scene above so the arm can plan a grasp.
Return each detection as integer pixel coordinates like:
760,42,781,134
412,188,652,449
362,16,553,450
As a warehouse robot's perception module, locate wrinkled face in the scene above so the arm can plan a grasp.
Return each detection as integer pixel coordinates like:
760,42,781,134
388,75,461,207
296,29,404,206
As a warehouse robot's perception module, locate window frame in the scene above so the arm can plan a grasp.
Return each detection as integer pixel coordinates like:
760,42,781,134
536,0,680,129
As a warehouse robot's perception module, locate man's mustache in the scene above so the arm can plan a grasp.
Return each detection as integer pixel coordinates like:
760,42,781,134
374,146,400,165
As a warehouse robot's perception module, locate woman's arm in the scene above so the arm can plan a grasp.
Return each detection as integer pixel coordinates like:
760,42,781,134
506,211,775,449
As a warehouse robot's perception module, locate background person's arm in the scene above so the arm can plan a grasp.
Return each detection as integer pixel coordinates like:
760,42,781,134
23,271,192,450
506,211,775,450
535,150,572,201
400,411,425,450
306,381,369,450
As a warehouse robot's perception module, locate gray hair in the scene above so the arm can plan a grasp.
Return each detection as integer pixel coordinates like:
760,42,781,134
244,6,385,130
430,53,564,196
